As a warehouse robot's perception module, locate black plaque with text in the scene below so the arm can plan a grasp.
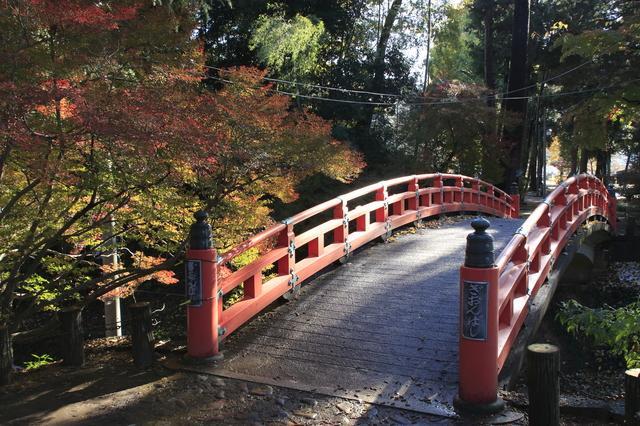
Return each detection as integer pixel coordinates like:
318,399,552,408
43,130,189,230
185,260,203,307
462,280,489,341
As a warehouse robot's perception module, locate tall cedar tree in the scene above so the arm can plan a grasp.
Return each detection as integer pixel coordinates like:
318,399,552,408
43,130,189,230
502,0,531,189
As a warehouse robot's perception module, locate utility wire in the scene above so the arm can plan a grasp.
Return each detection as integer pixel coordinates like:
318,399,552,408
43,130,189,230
204,59,595,102
206,73,639,107
204,65,401,98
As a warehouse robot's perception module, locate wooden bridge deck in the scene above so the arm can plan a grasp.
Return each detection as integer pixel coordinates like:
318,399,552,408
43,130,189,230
196,217,524,417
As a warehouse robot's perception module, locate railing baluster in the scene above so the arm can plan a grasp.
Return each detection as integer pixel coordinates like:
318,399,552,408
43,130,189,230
243,273,262,299
277,223,296,277
433,175,443,205
471,180,480,205
333,199,348,243
408,176,419,211
375,184,388,223
308,235,324,257
455,176,463,203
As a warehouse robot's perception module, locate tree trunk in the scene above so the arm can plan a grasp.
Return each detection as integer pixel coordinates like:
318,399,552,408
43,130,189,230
359,0,403,157
0,326,12,385
527,122,538,192
569,145,578,176
579,148,590,173
422,0,432,92
483,0,496,107
501,0,531,188
372,0,403,94
538,115,547,195
595,149,609,183
527,343,560,426
60,307,85,366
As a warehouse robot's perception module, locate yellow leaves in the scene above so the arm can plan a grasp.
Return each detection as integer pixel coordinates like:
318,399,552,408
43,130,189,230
551,21,569,31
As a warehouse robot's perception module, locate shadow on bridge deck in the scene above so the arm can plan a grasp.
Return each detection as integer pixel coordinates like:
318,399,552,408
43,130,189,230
184,217,524,417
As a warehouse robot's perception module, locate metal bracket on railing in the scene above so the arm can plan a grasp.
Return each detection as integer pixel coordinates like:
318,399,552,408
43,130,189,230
216,255,223,264
343,240,352,257
515,226,527,237
217,288,224,299
383,198,389,210
416,209,422,221
288,240,296,258
218,326,227,337
384,218,392,239
288,269,299,287
282,217,293,225
343,213,349,228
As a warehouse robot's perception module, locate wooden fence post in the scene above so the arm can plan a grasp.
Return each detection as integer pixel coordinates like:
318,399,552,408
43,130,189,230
625,369,640,423
60,306,85,366
129,302,154,369
527,343,560,426
0,325,12,385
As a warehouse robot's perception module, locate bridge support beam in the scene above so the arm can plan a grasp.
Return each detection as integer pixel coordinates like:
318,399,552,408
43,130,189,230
455,218,504,414
185,211,223,362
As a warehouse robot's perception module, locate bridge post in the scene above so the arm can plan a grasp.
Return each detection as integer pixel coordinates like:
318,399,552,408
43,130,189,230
509,182,520,218
185,211,223,362
607,184,618,233
455,217,504,414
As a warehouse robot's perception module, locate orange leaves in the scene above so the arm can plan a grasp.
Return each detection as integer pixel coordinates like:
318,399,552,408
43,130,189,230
99,252,177,301
34,97,77,119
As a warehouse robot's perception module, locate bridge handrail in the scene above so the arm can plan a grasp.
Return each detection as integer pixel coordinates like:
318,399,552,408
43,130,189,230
221,174,514,265
457,173,617,408
211,173,519,344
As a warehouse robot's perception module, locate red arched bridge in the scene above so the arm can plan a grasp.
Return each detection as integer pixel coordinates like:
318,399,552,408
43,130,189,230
181,173,616,416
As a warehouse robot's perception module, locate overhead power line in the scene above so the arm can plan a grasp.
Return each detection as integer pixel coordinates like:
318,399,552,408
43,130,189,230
204,71,638,107
204,59,596,102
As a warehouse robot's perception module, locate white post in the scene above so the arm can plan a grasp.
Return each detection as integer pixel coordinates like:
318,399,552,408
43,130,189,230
102,216,122,337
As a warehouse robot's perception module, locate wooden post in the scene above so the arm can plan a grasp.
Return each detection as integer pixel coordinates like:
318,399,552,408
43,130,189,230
60,307,85,366
527,343,560,426
129,302,154,369
625,369,640,423
0,326,12,385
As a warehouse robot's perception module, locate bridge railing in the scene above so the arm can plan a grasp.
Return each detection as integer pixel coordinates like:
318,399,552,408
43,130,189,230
185,173,519,359
457,174,617,410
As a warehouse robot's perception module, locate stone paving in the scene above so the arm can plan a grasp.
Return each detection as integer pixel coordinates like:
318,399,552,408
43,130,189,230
212,217,524,417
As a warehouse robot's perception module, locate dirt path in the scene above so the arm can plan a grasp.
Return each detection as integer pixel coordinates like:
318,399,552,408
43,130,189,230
0,342,466,425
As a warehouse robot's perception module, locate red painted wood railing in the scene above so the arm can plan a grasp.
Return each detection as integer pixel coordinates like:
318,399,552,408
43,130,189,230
186,173,519,359
457,174,617,408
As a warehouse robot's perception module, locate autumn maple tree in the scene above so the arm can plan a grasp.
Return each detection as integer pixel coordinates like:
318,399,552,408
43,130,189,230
0,0,363,375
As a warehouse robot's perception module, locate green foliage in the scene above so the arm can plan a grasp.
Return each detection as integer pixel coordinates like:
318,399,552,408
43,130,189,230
395,80,502,180
250,13,325,80
431,3,480,83
558,299,640,368
24,353,55,370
